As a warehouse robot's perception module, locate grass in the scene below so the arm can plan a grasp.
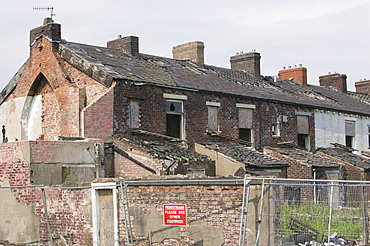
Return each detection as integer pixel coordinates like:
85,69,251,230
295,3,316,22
279,202,363,240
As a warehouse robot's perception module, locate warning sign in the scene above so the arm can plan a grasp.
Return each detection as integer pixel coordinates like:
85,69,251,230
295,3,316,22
163,204,187,226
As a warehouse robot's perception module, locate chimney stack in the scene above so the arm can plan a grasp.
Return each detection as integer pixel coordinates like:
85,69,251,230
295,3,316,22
278,65,307,85
319,73,347,93
107,36,139,55
355,79,370,94
230,51,261,78
172,41,205,67
30,18,61,46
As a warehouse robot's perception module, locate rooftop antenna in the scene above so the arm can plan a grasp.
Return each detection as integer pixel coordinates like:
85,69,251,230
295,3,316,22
33,6,55,21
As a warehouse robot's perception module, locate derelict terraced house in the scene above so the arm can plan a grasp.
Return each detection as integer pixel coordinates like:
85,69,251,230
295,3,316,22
1,19,370,177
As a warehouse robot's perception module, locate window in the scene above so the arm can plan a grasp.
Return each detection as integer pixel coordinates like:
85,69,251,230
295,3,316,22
166,100,183,138
345,120,355,148
238,107,253,142
272,116,280,136
239,128,251,142
206,102,220,132
297,115,309,150
127,99,140,128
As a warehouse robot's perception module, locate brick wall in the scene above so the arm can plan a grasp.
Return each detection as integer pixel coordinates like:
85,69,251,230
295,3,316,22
0,142,94,245
113,83,315,151
82,85,114,139
3,37,110,141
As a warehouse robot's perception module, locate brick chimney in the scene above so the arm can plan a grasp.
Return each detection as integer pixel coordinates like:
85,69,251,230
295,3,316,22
172,41,205,66
319,73,347,93
278,65,307,85
230,51,261,78
107,35,139,55
355,79,370,94
30,18,61,46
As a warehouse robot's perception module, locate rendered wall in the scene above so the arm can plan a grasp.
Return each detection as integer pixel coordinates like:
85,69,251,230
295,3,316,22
315,110,370,153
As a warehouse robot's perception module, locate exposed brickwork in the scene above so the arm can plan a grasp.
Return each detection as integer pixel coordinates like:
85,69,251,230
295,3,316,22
0,142,93,245
113,83,315,151
113,139,162,177
319,73,347,93
82,85,114,138
355,79,370,94
278,66,307,85
230,51,261,78
121,184,246,245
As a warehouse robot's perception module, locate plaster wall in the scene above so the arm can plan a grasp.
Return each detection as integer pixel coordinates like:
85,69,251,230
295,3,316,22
195,143,245,176
315,110,370,153
315,111,345,148
0,96,42,142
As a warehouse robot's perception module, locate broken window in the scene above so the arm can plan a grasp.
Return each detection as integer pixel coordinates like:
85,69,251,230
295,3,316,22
272,116,280,136
127,99,141,128
238,108,253,142
297,115,309,150
345,120,355,148
166,100,183,139
207,104,219,132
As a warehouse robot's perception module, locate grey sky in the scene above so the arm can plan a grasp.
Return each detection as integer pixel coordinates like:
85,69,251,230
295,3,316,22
1,0,369,91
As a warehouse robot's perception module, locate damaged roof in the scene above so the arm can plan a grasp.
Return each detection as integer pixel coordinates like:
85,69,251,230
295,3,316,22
57,41,370,116
118,136,211,163
204,143,288,168
266,146,339,168
317,147,370,170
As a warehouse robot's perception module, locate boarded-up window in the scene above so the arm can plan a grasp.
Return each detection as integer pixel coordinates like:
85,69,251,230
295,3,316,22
345,121,355,137
238,108,253,129
297,116,309,134
208,106,219,131
127,99,140,128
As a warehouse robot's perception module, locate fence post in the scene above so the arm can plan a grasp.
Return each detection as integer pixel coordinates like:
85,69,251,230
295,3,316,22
327,181,334,245
41,187,53,246
361,174,369,246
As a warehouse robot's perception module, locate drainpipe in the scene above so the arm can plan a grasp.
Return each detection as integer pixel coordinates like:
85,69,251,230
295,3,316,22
94,143,101,178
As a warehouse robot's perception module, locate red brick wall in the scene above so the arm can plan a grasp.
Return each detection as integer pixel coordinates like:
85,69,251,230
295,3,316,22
113,139,162,177
122,183,247,245
4,37,110,140
264,147,313,179
278,67,307,84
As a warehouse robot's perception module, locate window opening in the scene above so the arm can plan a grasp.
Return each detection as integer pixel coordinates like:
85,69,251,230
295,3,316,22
272,116,280,136
345,120,355,148
166,100,183,139
238,108,252,142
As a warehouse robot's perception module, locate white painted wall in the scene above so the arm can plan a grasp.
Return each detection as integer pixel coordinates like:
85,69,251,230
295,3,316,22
315,110,370,153
0,95,42,142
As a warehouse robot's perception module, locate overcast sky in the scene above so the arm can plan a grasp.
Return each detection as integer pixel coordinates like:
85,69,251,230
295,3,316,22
0,0,369,91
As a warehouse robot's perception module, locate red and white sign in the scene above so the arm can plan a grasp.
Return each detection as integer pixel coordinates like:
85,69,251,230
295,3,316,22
163,204,187,226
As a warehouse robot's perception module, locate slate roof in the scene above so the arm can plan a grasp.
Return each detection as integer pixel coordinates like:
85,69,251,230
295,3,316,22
204,143,288,168
56,41,370,116
317,147,370,170
266,146,339,168
118,136,211,163
347,91,370,105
